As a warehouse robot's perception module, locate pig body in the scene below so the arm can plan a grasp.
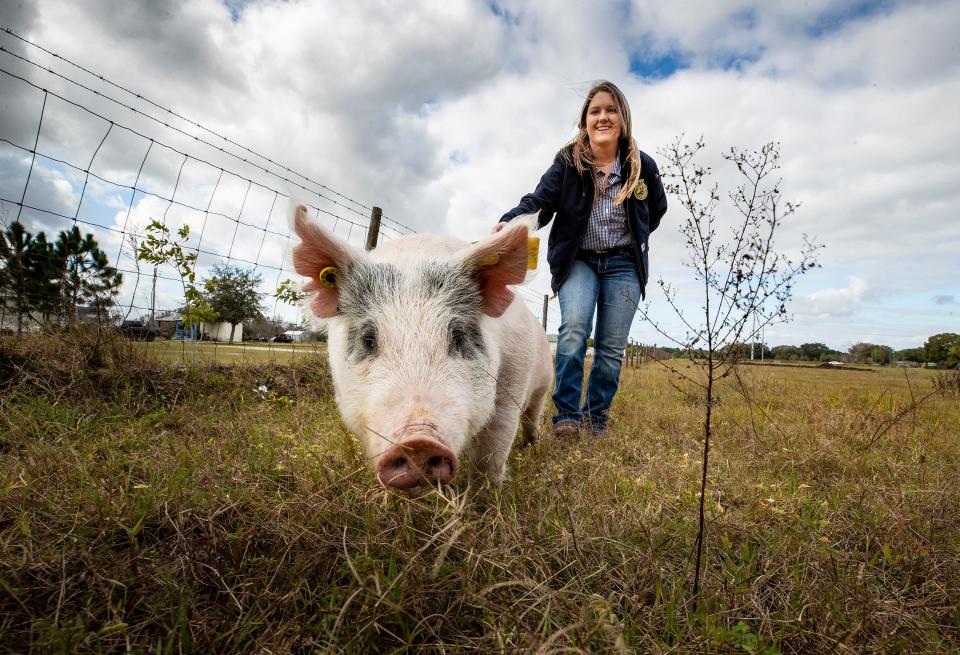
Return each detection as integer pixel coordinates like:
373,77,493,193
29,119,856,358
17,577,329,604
292,206,552,488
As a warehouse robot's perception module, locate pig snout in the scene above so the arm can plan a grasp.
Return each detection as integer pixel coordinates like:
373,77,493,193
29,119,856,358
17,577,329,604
377,438,459,489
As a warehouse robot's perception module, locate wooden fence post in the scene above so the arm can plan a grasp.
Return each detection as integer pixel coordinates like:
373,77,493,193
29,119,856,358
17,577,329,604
365,206,382,251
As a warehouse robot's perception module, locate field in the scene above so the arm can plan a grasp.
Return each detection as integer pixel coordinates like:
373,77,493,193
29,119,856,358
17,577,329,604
146,340,327,365
1,332,958,653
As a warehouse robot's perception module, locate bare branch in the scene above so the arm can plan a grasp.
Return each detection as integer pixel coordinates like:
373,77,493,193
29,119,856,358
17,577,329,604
647,136,822,596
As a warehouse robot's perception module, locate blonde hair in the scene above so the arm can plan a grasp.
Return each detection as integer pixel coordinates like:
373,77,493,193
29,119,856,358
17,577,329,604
562,81,641,205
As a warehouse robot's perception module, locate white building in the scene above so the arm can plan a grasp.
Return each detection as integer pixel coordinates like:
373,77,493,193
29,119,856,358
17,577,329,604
200,321,243,342
283,330,308,342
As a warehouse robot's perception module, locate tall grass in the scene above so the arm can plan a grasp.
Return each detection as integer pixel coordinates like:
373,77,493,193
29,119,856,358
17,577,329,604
1,331,958,653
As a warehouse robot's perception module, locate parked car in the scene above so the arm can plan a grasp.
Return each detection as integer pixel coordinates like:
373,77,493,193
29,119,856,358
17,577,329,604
271,333,294,343
118,321,158,341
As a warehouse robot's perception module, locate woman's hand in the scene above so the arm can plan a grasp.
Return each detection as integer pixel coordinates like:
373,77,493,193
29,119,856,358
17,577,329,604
491,222,507,234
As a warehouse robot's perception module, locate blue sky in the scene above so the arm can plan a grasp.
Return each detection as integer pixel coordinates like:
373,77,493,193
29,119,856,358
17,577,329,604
0,0,957,349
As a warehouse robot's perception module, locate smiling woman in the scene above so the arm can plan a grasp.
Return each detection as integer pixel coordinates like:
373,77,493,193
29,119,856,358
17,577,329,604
495,80,668,438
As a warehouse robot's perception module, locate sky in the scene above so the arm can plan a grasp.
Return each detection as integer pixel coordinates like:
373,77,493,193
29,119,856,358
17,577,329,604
0,0,957,350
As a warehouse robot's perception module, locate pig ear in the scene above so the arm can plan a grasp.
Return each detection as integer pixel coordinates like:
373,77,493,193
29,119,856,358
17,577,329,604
458,222,530,317
291,204,362,318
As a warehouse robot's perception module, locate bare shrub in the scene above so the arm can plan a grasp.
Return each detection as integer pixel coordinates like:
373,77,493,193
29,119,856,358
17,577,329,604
933,367,960,395
639,136,821,594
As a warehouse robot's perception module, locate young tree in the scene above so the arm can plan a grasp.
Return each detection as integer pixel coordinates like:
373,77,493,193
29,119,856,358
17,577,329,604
136,221,218,338
202,263,265,343
54,226,123,327
639,137,821,595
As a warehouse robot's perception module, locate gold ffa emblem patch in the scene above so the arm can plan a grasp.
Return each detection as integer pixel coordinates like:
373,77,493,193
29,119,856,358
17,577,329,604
633,179,648,201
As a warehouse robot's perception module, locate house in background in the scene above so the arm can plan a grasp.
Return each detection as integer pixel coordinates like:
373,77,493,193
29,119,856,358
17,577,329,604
169,317,241,342
200,321,243,342
282,329,307,343
152,311,181,338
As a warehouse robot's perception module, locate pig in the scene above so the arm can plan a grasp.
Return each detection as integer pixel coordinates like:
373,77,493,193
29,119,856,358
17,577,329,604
291,205,553,489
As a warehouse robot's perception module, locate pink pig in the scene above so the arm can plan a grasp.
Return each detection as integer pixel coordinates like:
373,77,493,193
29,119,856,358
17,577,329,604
291,205,553,489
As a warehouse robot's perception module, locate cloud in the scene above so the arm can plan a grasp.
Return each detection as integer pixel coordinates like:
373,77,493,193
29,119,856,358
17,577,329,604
933,294,955,305
794,276,868,318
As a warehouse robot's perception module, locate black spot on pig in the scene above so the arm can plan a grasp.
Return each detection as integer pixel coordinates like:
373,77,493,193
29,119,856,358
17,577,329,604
338,260,487,362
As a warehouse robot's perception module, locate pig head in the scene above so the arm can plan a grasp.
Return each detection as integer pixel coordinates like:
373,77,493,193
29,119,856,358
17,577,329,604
291,205,552,489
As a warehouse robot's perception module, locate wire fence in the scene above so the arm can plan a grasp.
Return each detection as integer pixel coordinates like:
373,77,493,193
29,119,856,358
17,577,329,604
0,27,563,362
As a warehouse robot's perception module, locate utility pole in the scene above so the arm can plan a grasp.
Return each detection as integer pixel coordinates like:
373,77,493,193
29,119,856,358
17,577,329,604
760,324,765,361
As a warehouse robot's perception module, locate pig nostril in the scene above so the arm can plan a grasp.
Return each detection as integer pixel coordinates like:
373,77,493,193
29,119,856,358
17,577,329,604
424,455,454,483
380,441,457,488
379,455,414,488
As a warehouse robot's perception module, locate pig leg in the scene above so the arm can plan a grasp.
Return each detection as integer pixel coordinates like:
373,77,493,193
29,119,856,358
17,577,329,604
519,383,549,447
470,404,524,486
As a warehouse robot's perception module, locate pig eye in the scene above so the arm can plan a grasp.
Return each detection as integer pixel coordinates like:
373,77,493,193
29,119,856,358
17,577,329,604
355,322,379,360
450,323,467,355
448,319,483,359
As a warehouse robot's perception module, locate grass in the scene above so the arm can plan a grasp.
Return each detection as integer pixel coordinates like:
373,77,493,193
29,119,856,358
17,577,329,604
145,340,327,365
0,330,958,653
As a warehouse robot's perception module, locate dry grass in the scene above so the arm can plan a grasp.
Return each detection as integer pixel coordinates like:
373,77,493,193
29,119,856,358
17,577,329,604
0,331,958,653
145,340,328,366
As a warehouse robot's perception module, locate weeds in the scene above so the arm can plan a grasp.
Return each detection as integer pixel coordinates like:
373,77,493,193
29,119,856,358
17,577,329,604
933,368,960,396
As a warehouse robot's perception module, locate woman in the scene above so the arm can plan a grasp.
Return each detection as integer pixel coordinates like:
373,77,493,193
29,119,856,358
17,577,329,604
494,81,667,437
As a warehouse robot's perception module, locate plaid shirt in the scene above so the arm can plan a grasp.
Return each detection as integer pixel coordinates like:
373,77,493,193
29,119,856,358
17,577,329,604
581,156,632,251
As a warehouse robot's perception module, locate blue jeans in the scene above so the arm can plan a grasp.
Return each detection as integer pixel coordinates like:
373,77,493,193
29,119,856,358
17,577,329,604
553,251,641,429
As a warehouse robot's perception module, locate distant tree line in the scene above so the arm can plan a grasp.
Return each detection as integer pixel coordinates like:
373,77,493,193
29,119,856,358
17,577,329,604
840,336,959,368
655,336,959,368
0,221,122,334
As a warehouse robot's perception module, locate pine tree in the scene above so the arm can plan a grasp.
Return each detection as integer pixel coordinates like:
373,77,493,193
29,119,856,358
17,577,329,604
28,232,64,323
54,226,123,327
0,221,35,334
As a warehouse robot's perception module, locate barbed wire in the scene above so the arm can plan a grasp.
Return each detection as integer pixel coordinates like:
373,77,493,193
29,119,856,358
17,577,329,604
0,65,394,236
0,26,416,236
0,29,563,333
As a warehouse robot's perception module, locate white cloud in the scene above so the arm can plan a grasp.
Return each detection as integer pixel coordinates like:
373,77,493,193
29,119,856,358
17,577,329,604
794,276,868,318
23,161,80,218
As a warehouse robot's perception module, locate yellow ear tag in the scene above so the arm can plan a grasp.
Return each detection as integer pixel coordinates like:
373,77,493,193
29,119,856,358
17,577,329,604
477,253,500,267
527,236,540,270
318,266,339,288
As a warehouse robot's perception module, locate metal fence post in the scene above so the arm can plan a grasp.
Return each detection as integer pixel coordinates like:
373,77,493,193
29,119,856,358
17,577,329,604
542,294,548,331
365,207,382,251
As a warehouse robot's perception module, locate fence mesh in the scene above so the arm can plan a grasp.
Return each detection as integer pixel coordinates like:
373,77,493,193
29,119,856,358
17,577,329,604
0,28,574,363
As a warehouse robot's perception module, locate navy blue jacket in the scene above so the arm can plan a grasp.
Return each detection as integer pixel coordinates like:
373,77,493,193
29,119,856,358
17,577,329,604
500,139,667,298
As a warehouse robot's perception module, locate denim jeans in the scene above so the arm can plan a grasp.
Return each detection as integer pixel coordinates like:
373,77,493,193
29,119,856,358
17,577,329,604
553,251,641,429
